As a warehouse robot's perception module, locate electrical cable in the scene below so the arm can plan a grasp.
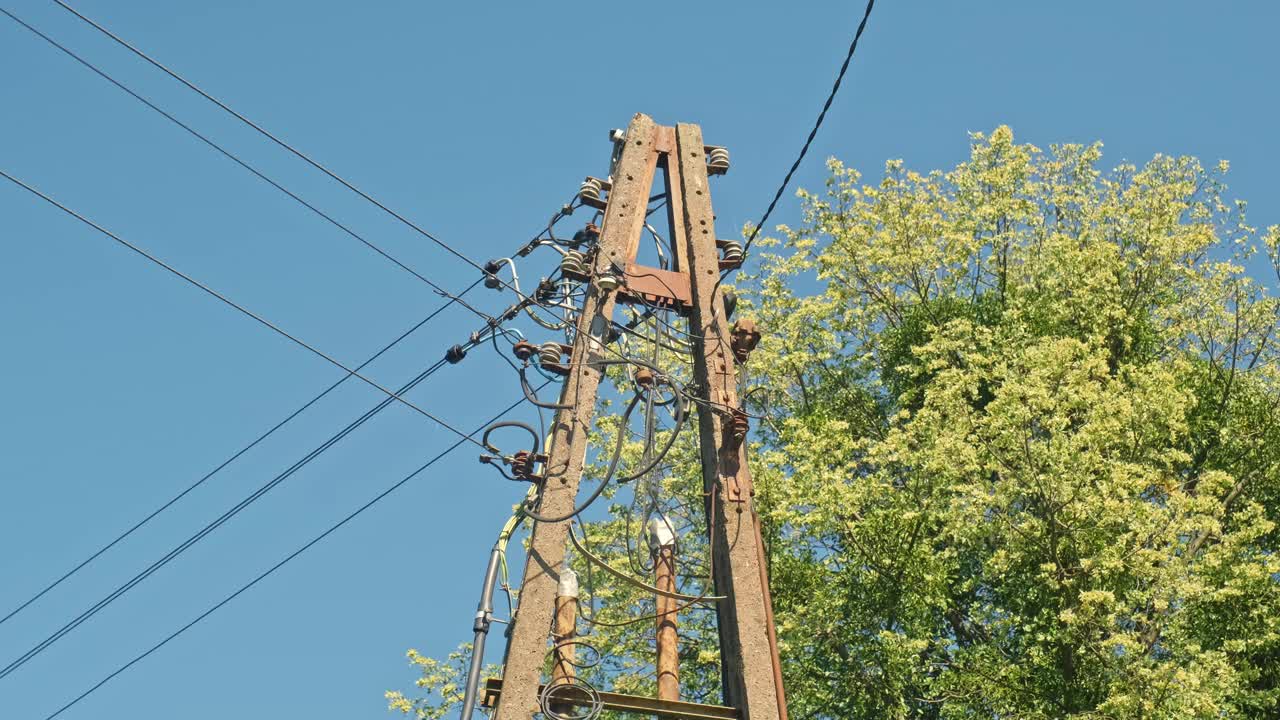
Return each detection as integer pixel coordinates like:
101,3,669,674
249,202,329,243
0,354,461,681
739,0,877,257
53,0,488,275
39,390,538,720
0,7,488,311
0,169,485,450
567,525,722,604
49,0,604,329
0,276,482,628
11,0,574,348
520,365,573,410
522,377,686,524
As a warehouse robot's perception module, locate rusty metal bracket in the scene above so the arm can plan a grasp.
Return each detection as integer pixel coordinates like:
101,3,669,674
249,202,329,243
483,678,740,720
618,263,693,313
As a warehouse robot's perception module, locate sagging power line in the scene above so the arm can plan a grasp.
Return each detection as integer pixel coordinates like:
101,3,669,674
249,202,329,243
0,169,485,449
41,386,546,720
0,277,481,629
0,7,491,311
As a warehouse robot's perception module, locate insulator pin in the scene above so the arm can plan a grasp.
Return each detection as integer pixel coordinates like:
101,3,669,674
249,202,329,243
510,450,539,481
594,271,620,292
579,177,603,203
730,318,761,364
571,223,600,248
721,240,744,265
539,341,563,366
513,340,536,361
707,147,731,175
561,250,587,277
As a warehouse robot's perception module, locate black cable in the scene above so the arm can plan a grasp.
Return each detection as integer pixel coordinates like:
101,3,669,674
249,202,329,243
0,276,482,629
29,0,654,363
0,355,456,681
741,0,876,256
0,7,488,311
522,376,686,524
520,365,572,410
6,4,554,336
53,0,488,275
479,420,542,482
40,390,537,720
0,169,484,450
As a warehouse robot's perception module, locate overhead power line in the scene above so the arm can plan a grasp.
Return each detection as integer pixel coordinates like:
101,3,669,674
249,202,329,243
0,352,458,680
41,387,542,720
36,2,604,325
0,276,483,629
0,169,485,451
741,0,876,256
54,0,488,275
0,8,489,313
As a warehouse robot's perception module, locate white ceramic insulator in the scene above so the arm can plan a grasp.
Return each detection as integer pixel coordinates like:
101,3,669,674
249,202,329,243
722,241,744,263
647,515,677,551
561,251,584,275
558,569,579,599
595,273,619,292
539,342,561,365
708,147,731,173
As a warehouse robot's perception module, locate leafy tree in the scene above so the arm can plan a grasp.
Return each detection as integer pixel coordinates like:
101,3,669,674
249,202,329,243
392,128,1280,719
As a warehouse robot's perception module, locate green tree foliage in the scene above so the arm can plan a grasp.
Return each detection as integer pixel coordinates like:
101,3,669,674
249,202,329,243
393,128,1280,719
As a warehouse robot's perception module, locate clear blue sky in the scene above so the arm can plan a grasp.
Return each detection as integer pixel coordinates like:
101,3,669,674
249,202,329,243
1,1,1276,718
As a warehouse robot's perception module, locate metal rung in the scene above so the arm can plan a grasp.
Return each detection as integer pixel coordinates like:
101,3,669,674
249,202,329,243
482,677,740,720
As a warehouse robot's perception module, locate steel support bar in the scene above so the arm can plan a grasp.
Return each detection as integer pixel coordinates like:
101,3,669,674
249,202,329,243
675,123,787,720
484,678,740,720
490,112,662,720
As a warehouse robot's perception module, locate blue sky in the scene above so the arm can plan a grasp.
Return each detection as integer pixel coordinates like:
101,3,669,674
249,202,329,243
1,1,1276,718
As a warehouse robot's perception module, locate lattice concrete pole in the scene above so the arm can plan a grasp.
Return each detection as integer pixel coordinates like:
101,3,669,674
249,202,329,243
675,122,788,720
650,516,680,701
492,112,662,720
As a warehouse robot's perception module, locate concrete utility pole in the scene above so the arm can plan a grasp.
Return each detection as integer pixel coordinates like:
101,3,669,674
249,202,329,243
676,122,788,720
489,113,657,720
650,515,680,702
549,571,579,717
486,113,786,720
